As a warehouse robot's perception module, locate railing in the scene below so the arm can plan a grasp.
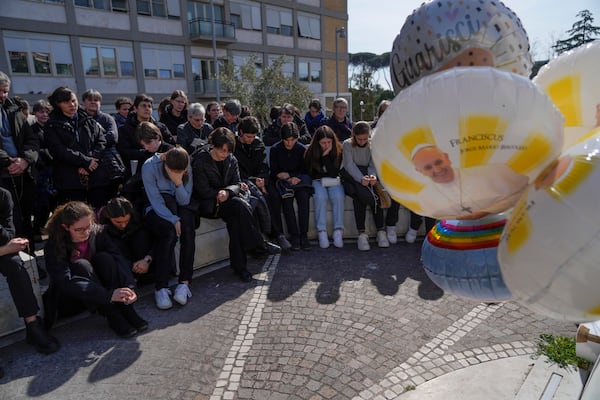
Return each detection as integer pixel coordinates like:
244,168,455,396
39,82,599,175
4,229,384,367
189,18,235,41
193,79,221,94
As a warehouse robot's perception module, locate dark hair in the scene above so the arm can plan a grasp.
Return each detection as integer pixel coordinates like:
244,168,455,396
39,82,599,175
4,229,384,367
47,86,76,110
114,96,133,110
169,90,187,102
137,121,162,143
308,98,322,110
280,121,299,140
162,146,189,171
32,99,51,113
157,96,170,116
222,99,241,116
351,121,371,146
102,197,135,219
209,127,236,152
237,116,260,135
239,105,251,118
82,89,102,102
305,125,342,174
133,94,154,108
269,106,281,121
45,201,97,257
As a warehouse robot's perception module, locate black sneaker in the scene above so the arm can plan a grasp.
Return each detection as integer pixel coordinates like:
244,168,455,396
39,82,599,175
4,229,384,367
290,238,301,251
25,317,60,354
236,269,254,282
277,234,292,250
300,237,312,251
105,306,137,338
118,304,148,332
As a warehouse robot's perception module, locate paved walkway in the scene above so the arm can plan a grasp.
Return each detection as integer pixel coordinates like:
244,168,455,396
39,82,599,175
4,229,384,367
0,241,577,399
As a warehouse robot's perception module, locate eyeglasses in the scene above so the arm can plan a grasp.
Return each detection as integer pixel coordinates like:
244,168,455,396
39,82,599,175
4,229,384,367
72,224,92,233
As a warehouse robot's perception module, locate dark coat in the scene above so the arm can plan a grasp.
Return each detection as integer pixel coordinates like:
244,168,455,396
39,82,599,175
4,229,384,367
176,121,212,154
44,225,135,305
159,104,187,139
44,109,108,190
269,141,309,182
117,113,174,178
233,137,269,182
191,148,241,217
0,97,39,179
262,117,311,146
211,115,239,134
326,117,353,143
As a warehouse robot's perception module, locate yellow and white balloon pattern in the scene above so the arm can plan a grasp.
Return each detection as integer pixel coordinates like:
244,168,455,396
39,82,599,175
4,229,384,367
534,40,600,150
498,129,600,322
372,67,564,220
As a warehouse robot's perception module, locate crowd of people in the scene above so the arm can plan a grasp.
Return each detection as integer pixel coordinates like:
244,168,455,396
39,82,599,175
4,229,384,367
0,70,432,376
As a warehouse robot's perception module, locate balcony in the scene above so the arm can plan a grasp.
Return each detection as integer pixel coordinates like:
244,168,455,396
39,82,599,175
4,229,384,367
189,18,236,44
193,79,222,94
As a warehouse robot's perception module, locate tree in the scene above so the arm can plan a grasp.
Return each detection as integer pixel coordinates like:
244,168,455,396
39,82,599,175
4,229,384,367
349,52,393,121
218,56,313,127
552,10,600,55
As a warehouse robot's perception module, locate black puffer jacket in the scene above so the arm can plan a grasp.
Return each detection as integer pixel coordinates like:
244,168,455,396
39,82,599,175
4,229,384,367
191,147,241,217
160,104,187,139
233,137,269,182
44,109,108,190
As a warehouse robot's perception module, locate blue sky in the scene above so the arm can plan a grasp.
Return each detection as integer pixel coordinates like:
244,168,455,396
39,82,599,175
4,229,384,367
347,0,600,88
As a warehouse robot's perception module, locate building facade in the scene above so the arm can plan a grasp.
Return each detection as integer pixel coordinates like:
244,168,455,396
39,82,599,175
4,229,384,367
0,0,348,113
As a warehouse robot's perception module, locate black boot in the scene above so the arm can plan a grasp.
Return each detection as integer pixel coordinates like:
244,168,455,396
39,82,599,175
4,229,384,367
100,304,137,338
0,365,4,379
25,317,60,354
118,304,148,332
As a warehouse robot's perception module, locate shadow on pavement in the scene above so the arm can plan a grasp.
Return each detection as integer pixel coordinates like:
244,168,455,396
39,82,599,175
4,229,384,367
266,241,444,304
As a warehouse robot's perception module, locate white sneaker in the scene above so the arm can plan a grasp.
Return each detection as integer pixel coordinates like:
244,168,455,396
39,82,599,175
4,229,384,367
155,288,172,310
377,230,390,248
333,229,344,248
357,232,370,251
386,226,398,244
318,231,330,249
405,228,418,244
173,283,192,306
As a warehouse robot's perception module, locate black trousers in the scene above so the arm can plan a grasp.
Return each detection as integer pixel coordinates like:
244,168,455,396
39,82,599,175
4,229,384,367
266,183,311,240
144,206,196,289
409,210,437,233
0,253,38,318
218,196,263,273
385,200,400,227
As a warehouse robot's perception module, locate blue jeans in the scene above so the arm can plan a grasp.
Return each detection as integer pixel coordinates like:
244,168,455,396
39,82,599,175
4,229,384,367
312,179,345,232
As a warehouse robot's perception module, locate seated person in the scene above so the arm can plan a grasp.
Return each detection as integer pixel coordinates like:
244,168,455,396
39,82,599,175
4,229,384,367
0,187,59,355
268,122,312,251
97,197,154,283
142,146,196,310
176,102,212,154
262,103,311,146
191,128,280,282
304,126,345,249
44,201,147,338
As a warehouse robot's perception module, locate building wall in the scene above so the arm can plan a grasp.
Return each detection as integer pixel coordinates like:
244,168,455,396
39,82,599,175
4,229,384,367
0,0,349,110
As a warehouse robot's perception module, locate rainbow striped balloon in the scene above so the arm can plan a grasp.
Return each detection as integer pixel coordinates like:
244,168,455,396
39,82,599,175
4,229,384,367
421,213,512,301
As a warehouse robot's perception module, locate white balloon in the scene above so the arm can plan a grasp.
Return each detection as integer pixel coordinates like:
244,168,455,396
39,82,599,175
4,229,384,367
372,67,564,220
498,128,600,321
534,40,600,150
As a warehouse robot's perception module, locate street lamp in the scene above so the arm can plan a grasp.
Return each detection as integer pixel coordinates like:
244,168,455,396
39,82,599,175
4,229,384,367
335,27,346,98
359,100,364,121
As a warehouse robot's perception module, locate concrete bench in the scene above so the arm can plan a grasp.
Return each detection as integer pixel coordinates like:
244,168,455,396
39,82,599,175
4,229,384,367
1,199,421,338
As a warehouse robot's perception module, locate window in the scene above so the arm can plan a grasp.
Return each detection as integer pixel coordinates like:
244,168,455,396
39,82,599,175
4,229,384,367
299,59,321,82
230,1,261,30
74,0,127,12
141,45,185,79
268,55,294,78
232,52,262,77
297,13,320,40
81,44,135,77
4,32,74,76
187,1,223,23
266,7,292,36
9,52,29,73
138,0,164,17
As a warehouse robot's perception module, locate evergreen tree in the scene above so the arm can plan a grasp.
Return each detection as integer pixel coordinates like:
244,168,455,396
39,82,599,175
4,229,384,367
552,10,600,55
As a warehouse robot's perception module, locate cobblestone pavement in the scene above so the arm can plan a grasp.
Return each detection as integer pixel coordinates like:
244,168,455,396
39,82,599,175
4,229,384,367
0,241,574,400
